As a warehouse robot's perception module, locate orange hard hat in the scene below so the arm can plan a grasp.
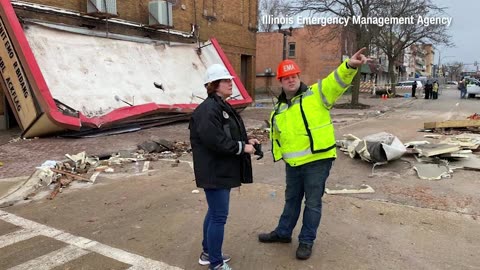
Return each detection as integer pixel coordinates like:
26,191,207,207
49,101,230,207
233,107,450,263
276,59,301,79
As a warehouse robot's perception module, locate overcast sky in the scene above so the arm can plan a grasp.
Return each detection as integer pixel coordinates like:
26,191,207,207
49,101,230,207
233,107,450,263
435,0,478,70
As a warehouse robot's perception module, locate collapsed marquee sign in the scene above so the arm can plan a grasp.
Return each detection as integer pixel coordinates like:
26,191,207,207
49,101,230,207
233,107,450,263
0,0,252,138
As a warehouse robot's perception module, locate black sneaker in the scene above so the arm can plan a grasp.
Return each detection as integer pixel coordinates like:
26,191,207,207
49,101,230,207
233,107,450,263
258,231,292,243
296,243,313,260
198,252,231,265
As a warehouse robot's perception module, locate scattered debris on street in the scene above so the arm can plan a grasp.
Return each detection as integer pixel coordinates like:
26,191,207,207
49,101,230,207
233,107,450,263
424,114,480,134
337,132,407,165
413,163,452,180
338,127,480,181
0,139,191,202
247,127,270,144
325,184,375,195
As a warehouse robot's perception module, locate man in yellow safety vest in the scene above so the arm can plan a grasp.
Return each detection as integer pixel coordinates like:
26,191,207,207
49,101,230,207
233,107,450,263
258,48,369,260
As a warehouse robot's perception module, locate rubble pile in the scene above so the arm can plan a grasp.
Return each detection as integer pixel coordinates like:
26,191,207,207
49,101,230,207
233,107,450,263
337,132,407,165
26,139,191,200
407,133,480,180
337,130,480,181
247,127,270,144
424,113,480,134
32,152,99,200
137,138,191,160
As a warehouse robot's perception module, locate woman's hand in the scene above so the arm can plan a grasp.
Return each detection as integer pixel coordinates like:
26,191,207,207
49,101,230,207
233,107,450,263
244,144,255,154
248,138,260,145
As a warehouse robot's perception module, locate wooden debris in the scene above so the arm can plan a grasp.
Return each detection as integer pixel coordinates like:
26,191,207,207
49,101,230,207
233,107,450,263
424,134,442,139
94,165,110,172
50,168,91,182
424,119,480,129
48,183,62,200
89,171,101,183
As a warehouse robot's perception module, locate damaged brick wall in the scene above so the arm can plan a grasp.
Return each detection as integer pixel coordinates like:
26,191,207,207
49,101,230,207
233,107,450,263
256,25,354,95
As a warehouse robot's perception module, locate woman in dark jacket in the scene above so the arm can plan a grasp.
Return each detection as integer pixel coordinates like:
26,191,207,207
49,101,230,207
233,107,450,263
189,64,257,270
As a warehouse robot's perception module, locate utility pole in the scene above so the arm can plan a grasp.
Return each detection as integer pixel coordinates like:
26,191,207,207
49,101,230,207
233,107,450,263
437,51,441,78
278,24,293,60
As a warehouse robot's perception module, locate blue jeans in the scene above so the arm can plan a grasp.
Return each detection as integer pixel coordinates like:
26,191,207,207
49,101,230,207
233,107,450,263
275,158,333,245
203,189,230,268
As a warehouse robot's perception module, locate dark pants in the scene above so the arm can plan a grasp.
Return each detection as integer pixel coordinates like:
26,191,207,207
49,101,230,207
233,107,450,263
432,91,438,99
203,189,230,268
425,89,431,99
411,87,416,97
275,158,333,245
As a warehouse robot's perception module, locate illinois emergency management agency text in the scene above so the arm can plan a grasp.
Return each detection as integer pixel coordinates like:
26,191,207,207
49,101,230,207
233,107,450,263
261,15,452,27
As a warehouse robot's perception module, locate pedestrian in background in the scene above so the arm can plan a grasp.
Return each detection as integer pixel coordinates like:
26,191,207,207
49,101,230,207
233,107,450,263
189,64,258,270
258,48,369,260
458,77,467,99
424,79,433,99
432,80,439,99
411,80,417,98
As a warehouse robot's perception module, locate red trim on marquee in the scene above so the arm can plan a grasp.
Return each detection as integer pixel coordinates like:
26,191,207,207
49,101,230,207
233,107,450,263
1,0,251,130
0,0,80,129
210,38,253,107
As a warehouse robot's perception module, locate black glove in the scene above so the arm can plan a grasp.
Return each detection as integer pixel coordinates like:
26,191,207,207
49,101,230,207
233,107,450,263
253,143,263,160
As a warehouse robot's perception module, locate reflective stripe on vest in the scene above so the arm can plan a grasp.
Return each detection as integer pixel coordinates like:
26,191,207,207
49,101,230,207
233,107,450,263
317,79,332,109
282,147,311,159
334,69,348,88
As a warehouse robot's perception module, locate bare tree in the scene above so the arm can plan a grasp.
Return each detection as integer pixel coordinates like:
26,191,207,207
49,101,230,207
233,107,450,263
287,0,383,107
258,0,288,32
444,62,463,81
372,0,453,94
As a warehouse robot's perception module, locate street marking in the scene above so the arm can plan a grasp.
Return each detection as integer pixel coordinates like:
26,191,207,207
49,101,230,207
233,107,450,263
7,245,90,270
142,161,150,172
0,229,39,249
0,210,183,270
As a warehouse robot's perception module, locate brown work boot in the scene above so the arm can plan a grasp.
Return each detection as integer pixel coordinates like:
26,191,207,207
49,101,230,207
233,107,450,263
258,231,292,243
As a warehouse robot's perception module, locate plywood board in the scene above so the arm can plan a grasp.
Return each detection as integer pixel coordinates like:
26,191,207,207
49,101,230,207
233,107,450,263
424,120,480,129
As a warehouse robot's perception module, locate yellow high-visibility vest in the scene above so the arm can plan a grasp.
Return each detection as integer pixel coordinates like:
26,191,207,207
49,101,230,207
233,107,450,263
270,60,358,166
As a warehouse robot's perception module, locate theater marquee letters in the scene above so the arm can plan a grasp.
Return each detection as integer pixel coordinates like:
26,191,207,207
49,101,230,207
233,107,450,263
0,15,37,129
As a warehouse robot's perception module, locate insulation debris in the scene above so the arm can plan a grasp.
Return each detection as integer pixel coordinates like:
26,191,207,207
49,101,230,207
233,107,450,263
337,132,407,164
413,163,452,180
414,144,461,157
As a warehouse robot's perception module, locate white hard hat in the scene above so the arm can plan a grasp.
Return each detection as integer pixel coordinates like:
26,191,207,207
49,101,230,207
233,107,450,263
204,64,234,84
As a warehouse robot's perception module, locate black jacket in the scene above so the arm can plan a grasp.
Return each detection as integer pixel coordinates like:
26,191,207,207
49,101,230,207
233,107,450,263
189,94,253,189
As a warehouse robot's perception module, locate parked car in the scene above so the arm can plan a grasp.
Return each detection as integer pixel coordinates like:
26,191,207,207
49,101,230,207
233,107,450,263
396,80,423,90
446,81,458,85
466,78,480,98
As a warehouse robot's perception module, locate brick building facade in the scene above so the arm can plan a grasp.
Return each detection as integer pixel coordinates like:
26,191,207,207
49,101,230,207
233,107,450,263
0,0,257,129
255,25,355,97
